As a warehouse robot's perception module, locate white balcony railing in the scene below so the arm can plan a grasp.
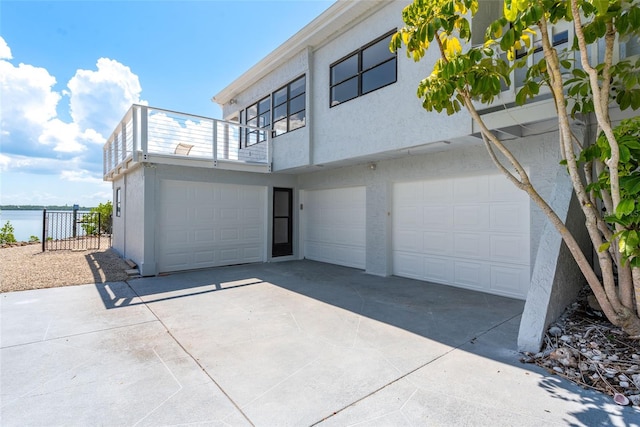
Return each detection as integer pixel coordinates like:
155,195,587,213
103,105,271,179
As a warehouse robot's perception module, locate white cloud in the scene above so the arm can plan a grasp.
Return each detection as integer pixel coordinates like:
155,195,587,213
0,39,140,207
0,59,60,140
0,37,12,60
1,40,143,158
60,169,104,184
68,58,145,136
38,119,105,153
0,152,96,176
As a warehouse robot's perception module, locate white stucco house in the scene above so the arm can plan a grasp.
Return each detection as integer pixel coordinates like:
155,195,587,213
103,0,638,351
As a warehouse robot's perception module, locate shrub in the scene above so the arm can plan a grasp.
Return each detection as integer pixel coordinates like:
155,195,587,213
0,221,17,244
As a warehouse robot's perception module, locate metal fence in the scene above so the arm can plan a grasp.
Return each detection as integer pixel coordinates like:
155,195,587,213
42,210,102,251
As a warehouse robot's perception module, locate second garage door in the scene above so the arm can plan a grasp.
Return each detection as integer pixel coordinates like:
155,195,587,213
393,174,530,299
158,180,266,273
303,187,366,269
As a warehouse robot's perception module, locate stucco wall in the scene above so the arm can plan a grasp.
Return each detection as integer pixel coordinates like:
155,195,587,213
310,1,473,165
123,167,145,267
222,49,311,172
111,175,125,256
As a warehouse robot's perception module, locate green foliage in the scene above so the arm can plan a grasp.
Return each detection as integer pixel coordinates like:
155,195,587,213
584,118,640,267
80,201,113,236
29,235,40,243
0,221,17,244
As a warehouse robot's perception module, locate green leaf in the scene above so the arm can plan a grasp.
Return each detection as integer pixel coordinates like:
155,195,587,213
620,175,640,195
592,0,609,15
598,241,611,252
616,199,636,218
500,28,515,51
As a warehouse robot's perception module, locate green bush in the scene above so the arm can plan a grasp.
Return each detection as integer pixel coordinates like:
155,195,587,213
0,221,17,244
81,201,113,236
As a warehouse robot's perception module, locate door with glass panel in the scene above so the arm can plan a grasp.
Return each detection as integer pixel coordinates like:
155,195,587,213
272,188,293,257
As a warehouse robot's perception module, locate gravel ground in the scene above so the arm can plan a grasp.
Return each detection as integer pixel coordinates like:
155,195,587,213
0,238,131,293
524,287,640,407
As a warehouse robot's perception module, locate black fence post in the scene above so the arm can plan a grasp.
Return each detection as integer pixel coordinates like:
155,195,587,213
42,209,46,252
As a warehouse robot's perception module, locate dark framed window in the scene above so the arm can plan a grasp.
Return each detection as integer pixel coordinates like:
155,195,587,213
115,188,121,217
330,30,397,107
238,75,306,144
243,96,270,147
273,75,306,137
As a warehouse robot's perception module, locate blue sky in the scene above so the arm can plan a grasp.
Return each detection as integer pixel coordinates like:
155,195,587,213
0,0,334,207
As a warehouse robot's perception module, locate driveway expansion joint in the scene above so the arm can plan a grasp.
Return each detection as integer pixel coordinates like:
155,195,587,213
124,280,256,427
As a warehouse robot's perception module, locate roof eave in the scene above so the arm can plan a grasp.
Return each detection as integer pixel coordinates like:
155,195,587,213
212,0,386,106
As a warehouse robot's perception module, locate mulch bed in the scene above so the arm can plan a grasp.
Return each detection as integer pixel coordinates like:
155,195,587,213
522,287,640,407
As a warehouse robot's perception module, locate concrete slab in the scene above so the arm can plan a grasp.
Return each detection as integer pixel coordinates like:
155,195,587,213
2,260,639,425
0,282,154,347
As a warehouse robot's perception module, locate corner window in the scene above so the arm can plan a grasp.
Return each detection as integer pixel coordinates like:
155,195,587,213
238,75,306,143
243,96,270,147
115,188,121,217
330,30,397,107
273,75,306,137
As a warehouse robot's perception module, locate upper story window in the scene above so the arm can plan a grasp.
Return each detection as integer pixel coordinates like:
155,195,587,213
239,75,306,143
330,30,397,107
243,96,270,146
273,75,306,136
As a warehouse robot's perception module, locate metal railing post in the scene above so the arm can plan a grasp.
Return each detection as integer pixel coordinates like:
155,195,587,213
140,105,148,157
132,106,139,162
213,119,218,163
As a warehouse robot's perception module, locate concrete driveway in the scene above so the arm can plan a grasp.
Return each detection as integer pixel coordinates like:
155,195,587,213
1,260,638,426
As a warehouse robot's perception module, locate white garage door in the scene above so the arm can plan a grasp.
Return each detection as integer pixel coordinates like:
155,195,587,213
158,180,266,272
393,174,530,299
303,187,366,269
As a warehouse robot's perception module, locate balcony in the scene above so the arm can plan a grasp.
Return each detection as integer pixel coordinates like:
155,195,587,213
103,105,271,181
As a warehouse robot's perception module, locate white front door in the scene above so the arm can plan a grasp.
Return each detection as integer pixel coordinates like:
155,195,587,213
393,174,530,299
302,187,366,269
158,180,266,273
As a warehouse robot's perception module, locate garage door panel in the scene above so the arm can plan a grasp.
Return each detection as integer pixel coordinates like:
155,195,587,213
243,207,261,220
395,230,421,252
454,260,490,289
394,176,529,299
454,176,489,201
158,180,266,272
220,248,239,263
422,206,453,228
220,228,239,241
393,252,423,279
454,205,490,230
423,231,453,255
490,265,529,297
397,206,421,226
490,234,529,264
424,256,454,283
303,187,366,269
453,232,487,259
490,204,527,231
194,229,215,242
396,181,423,204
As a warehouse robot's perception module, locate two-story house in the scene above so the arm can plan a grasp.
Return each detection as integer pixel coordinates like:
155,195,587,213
103,0,638,351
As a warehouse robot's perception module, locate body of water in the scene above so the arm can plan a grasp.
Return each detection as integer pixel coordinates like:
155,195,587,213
0,210,43,242
0,210,91,242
